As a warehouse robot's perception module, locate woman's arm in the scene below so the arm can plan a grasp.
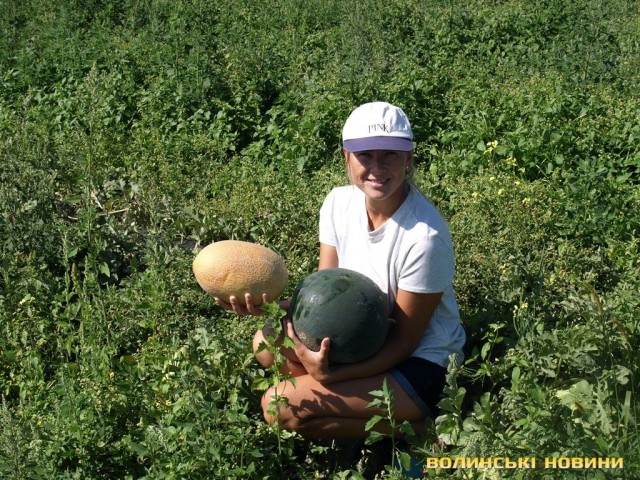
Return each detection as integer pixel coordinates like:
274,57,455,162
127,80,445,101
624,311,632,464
288,287,442,384
318,242,339,270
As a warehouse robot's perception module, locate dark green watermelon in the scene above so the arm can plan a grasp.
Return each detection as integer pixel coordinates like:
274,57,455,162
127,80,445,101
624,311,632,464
288,268,390,364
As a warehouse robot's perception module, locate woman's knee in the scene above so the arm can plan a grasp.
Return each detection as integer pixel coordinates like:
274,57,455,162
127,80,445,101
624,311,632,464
253,328,275,368
254,327,307,375
261,385,304,431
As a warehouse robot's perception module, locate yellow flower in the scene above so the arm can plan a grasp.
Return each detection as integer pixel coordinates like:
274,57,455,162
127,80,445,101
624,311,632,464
484,140,499,155
497,188,505,195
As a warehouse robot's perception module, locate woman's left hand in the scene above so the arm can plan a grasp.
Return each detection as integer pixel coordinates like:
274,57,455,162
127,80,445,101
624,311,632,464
284,319,332,383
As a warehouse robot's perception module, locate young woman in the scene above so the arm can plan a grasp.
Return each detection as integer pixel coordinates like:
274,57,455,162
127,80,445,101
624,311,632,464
217,101,466,440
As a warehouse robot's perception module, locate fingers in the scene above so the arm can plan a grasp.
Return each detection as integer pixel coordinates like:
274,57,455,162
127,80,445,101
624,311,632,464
214,297,232,310
243,293,256,314
285,319,330,354
283,318,332,383
229,295,244,313
319,336,331,353
284,318,299,343
214,293,268,316
231,294,260,315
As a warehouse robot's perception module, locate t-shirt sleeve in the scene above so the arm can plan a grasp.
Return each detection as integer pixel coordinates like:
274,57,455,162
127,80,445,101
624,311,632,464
398,236,455,294
319,188,338,247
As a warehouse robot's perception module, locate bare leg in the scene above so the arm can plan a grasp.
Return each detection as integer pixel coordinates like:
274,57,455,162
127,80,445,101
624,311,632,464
253,326,308,377
294,417,428,440
261,372,426,440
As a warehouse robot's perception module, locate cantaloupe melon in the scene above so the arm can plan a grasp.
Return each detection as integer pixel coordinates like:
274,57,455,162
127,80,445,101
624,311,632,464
193,240,288,306
288,268,390,363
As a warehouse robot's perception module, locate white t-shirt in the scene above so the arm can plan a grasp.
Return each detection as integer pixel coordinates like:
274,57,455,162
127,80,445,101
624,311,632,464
319,184,466,368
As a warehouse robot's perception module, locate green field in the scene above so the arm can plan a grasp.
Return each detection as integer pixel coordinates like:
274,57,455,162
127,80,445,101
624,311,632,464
1,0,639,478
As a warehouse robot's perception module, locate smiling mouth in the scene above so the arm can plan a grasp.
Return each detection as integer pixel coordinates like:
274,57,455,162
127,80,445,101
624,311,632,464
366,178,389,186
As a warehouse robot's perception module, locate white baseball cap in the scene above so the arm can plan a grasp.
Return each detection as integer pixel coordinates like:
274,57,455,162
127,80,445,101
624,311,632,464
342,101,414,152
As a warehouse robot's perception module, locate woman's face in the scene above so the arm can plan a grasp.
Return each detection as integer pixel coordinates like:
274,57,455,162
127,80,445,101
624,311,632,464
345,149,413,205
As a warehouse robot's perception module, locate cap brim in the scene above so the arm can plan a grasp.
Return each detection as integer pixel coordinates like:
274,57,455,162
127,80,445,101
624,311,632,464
343,136,413,152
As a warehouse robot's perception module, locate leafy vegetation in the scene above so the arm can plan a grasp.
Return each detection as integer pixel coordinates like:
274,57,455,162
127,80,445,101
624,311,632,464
1,0,638,478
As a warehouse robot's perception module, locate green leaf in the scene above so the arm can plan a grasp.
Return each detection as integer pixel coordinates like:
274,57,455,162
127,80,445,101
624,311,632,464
252,377,270,391
128,441,149,458
365,414,384,431
99,262,110,277
250,448,264,458
556,380,594,413
480,342,491,360
397,450,412,471
615,365,631,385
463,417,481,432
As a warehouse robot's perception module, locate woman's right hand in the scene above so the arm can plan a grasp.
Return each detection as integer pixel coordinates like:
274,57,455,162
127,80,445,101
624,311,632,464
215,292,268,315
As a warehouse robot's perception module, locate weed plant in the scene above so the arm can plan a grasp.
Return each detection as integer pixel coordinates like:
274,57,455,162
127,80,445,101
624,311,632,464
1,0,639,478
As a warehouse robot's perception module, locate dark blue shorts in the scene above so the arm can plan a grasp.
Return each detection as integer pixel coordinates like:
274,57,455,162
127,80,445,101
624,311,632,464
389,356,447,418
